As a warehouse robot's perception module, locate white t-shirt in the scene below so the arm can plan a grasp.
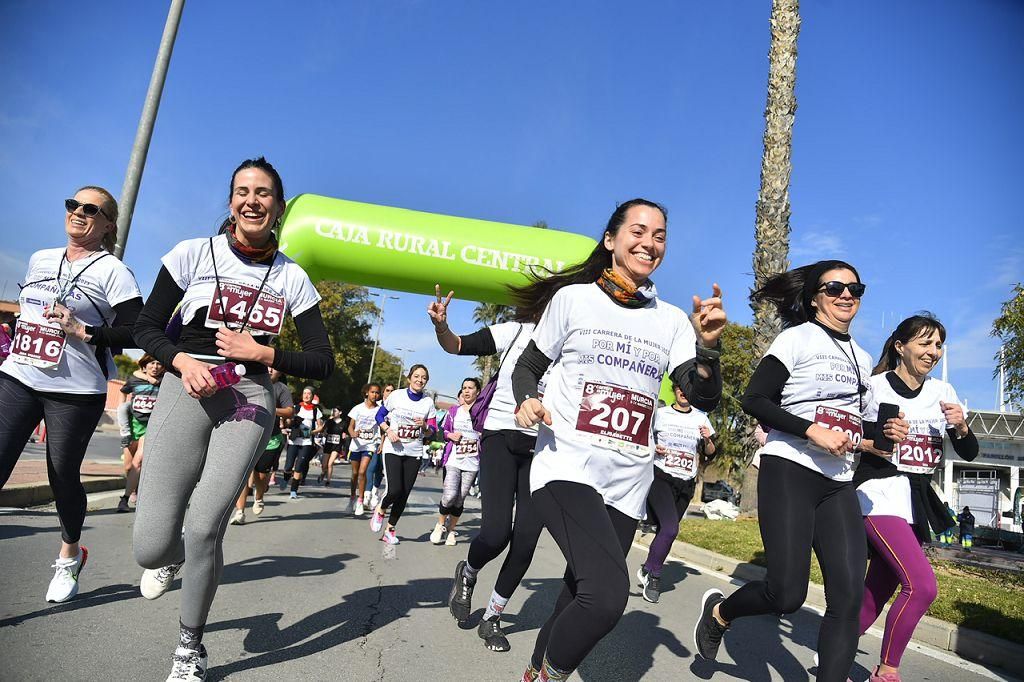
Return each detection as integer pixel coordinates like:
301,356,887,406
856,476,914,523
483,322,535,433
161,235,321,337
447,406,481,473
288,404,322,447
2,248,141,394
759,322,874,481
348,402,381,452
864,373,964,475
653,405,715,481
529,283,698,519
381,388,435,458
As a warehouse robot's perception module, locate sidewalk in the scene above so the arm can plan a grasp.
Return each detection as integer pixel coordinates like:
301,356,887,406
0,432,125,508
634,528,1024,676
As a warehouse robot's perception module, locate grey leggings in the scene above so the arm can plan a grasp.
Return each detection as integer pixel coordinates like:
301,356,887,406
133,372,273,628
439,464,477,517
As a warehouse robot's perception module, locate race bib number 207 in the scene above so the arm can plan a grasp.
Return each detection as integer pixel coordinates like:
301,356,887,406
575,382,655,455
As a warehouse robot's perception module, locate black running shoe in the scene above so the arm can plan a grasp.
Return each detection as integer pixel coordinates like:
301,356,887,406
448,560,475,623
693,588,728,661
117,495,131,513
637,566,661,604
478,615,511,652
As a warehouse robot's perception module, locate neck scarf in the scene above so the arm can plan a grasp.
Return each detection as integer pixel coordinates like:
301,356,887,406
596,268,653,308
226,223,278,264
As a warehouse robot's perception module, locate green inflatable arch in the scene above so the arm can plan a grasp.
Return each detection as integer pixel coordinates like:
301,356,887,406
278,193,677,404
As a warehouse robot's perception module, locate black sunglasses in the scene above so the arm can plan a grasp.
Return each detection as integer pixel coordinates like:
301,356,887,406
65,198,113,221
818,281,866,298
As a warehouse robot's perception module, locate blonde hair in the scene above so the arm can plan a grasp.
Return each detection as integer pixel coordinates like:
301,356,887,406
76,185,119,252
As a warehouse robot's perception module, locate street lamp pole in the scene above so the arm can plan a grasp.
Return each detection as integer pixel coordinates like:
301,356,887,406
395,347,413,388
367,292,399,384
113,0,186,260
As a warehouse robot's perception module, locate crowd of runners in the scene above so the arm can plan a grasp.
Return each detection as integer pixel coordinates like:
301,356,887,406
0,160,981,682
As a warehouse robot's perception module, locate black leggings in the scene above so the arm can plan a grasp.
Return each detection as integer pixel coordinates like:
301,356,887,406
530,481,638,673
285,443,315,489
467,429,544,598
380,452,420,527
719,455,866,682
0,373,106,543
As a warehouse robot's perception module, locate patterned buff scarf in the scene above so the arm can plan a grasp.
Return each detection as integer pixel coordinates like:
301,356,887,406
596,268,653,308
225,223,278,264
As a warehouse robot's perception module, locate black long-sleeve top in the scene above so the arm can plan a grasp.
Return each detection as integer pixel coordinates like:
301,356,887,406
457,327,497,357
84,297,144,349
134,266,334,380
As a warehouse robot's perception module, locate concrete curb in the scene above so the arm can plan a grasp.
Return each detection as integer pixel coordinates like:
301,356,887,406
634,531,1024,675
0,476,125,508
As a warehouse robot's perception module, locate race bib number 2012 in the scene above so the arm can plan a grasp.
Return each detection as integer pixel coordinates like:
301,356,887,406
575,382,655,455
896,433,943,473
10,321,67,369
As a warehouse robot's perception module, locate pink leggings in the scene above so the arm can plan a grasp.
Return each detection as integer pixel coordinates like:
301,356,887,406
859,515,938,667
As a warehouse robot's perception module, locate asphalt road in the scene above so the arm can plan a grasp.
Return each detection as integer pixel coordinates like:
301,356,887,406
0,472,1014,681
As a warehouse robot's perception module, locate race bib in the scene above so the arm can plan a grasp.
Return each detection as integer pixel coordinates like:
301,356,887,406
131,393,158,415
896,433,943,474
9,321,67,369
454,439,479,457
575,381,655,455
813,405,863,459
658,448,698,479
206,283,286,335
396,423,422,441
358,428,378,441
327,434,341,445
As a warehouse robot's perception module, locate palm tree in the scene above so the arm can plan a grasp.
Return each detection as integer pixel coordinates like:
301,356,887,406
743,0,800,512
472,302,514,377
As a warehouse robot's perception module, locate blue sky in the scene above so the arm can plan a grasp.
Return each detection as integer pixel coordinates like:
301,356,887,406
1,1,1021,408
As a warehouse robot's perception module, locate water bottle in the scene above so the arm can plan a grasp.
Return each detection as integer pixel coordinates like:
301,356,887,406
210,362,246,390
0,324,11,361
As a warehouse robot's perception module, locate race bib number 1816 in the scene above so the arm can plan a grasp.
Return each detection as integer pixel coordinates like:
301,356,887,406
9,321,67,369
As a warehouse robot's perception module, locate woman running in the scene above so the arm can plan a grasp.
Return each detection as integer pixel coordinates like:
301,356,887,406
231,368,294,524
370,364,436,544
637,384,716,604
285,386,325,499
132,157,334,681
511,199,725,680
693,260,881,682
347,383,381,516
431,377,482,546
363,382,395,508
0,186,143,603
855,314,978,682
432,284,549,652
321,407,346,487
117,354,165,513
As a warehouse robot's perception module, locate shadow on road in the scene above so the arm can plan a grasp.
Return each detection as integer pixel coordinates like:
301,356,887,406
221,553,358,585
205,577,449,680
0,583,139,627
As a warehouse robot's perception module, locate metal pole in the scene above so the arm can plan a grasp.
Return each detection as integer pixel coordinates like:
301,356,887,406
113,0,185,261
367,294,398,384
395,348,411,389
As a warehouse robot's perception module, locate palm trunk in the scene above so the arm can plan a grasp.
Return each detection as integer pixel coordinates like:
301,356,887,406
743,0,800,514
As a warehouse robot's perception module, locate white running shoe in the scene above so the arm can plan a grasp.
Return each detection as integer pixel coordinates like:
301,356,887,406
369,489,380,508
252,498,265,516
229,508,245,525
45,547,88,603
166,644,207,681
370,509,385,533
445,530,458,546
141,562,184,600
430,522,446,545
354,500,365,517
363,490,372,506
381,529,400,545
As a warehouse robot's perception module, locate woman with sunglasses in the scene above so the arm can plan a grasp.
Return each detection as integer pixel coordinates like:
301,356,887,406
0,187,143,603
693,260,879,682
855,314,977,682
511,199,725,681
131,157,334,682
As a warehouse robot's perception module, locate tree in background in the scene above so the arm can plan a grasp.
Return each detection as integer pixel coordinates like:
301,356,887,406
113,353,136,381
704,323,757,485
993,283,1024,408
744,0,801,512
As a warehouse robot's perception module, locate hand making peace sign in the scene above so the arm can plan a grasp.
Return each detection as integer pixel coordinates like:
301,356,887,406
427,284,455,328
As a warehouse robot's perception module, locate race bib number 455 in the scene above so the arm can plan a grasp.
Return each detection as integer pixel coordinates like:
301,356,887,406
10,321,67,369
575,382,655,455
207,283,285,335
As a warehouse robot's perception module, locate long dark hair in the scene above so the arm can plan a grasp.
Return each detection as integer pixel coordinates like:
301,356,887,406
217,157,286,234
510,199,667,323
872,313,946,375
751,259,861,329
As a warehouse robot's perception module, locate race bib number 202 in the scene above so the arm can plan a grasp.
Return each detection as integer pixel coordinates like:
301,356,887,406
575,382,655,455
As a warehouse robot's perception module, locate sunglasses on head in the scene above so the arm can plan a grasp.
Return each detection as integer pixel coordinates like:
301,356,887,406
65,198,113,221
818,281,866,298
